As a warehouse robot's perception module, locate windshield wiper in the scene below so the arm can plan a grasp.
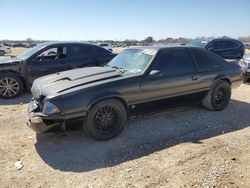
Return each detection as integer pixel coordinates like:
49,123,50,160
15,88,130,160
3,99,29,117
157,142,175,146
110,66,126,73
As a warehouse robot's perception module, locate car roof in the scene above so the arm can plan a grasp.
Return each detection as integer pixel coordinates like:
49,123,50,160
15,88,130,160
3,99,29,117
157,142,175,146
125,45,198,51
37,41,99,47
192,37,242,43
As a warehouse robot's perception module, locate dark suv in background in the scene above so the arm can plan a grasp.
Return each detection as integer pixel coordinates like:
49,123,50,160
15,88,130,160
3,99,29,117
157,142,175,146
187,38,245,60
0,42,116,98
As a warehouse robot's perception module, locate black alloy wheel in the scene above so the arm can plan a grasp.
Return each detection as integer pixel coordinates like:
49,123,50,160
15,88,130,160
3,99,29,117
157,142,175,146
85,99,127,140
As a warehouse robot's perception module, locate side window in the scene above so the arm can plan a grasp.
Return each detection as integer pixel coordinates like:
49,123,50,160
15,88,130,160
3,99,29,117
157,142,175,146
94,46,111,55
35,46,67,61
151,48,195,77
38,48,57,57
208,41,223,50
191,48,224,72
223,41,240,49
68,45,93,58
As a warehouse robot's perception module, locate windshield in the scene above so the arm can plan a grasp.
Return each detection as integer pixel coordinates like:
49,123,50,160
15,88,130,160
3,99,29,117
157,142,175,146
107,49,156,73
187,40,208,48
17,43,47,60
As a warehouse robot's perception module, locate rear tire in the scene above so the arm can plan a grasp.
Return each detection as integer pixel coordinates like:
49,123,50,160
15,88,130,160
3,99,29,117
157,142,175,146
0,50,5,56
85,99,127,140
202,80,231,111
0,73,24,99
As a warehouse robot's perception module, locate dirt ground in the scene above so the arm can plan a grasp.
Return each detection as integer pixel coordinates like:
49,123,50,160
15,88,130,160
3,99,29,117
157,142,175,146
0,84,249,188
0,47,250,188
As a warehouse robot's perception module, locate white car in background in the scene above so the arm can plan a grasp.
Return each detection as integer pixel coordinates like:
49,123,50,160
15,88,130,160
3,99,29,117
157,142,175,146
0,44,12,56
239,53,250,83
98,43,113,52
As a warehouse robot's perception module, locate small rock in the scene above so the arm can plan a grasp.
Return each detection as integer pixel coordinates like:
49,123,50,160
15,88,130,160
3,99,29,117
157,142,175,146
231,157,236,161
15,160,23,170
126,168,133,172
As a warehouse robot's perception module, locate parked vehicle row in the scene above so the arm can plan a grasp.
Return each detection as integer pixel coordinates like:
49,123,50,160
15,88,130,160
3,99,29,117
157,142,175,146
97,43,113,52
0,42,116,98
0,38,247,140
27,46,242,140
0,44,12,56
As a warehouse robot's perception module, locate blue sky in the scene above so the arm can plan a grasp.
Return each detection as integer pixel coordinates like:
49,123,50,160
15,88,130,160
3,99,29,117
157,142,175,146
2,0,250,40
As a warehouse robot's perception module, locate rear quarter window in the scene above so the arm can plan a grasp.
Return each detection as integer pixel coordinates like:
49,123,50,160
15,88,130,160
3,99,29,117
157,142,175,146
190,48,226,72
223,41,241,49
94,46,111,55
68,45,93,58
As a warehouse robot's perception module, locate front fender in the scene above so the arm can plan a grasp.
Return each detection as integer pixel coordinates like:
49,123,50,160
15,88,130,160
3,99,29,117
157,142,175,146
86,91,128,112
60,89,128,119
212,74,231,85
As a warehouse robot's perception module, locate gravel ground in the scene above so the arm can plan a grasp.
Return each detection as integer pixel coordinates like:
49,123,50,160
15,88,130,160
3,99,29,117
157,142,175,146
0,83,249,187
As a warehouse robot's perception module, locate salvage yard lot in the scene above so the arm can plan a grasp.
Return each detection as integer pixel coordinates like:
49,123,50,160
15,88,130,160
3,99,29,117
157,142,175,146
0,48,250,187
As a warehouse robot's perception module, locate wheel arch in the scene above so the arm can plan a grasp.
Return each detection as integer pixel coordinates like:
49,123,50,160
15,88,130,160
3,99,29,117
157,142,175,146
0,70,29,90
212,75,231,87
86,94,129,114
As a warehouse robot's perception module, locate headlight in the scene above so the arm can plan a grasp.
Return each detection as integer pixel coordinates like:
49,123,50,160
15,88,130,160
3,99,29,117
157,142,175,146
239,59,247,68
42,101,61,115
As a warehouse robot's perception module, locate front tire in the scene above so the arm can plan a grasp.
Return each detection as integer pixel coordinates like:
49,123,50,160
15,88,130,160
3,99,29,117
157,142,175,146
202,80,231,111
0,73,24,99
85,99,127,140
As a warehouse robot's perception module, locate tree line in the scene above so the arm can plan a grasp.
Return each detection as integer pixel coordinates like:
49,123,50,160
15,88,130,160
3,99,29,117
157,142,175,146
1,36,250,45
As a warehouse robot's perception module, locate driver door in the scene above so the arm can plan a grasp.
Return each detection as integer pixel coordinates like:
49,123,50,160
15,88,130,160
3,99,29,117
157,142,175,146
140,48,198,103
26,45,71,84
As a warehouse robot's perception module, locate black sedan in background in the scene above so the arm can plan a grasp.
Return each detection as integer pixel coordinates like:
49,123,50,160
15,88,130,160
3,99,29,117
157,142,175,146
27,46,242,140
187,38,245,60
0,42,116,98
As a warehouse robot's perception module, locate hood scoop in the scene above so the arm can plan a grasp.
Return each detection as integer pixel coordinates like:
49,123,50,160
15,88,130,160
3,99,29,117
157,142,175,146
56,68,116,82
32,67,121,98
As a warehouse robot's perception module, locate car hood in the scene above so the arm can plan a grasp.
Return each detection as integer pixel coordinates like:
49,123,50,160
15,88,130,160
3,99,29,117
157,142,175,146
0,57,21,65
31,67,122,99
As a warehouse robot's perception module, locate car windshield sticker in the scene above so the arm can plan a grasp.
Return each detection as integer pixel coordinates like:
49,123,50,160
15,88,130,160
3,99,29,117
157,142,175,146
142,49,156,56
201,41,208,44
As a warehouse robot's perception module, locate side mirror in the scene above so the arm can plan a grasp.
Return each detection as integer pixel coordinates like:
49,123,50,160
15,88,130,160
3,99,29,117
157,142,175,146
148,70,163,79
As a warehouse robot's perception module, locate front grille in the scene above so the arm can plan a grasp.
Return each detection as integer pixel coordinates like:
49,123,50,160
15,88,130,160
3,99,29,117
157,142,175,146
33,95,46,112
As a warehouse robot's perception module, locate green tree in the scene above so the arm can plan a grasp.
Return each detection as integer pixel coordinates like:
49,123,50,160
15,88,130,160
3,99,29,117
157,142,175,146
145,36,154,43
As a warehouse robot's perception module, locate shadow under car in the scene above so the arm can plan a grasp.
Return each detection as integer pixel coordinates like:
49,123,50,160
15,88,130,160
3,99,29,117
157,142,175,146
35,99,250,173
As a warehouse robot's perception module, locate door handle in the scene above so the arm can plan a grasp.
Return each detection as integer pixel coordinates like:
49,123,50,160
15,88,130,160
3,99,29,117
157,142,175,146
191,75,200,80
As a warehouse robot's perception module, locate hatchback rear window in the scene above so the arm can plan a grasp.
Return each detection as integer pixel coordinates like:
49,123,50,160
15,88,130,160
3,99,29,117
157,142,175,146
190,48,225,72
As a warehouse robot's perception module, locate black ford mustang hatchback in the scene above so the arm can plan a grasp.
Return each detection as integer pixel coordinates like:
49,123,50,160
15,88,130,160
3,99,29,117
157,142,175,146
27,46,242,140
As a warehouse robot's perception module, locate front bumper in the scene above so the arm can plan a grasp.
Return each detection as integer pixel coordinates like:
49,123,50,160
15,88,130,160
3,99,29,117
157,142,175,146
27,99,60,133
